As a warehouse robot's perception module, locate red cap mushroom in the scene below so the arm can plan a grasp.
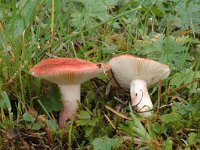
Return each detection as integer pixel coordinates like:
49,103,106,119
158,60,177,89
109,54,170,116
30,58,110,127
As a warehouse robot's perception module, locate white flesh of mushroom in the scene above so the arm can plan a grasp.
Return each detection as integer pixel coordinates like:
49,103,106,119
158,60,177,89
109,54,170,117
130,80,153,116
58,84,80,127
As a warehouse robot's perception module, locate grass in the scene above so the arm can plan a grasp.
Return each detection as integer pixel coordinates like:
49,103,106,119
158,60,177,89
0,0,200,149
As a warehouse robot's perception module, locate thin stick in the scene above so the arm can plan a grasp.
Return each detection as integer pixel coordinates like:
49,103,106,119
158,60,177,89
109,70,129,93
38,99,53,120
7,65,25,84
105,105,132,121
107,71,130,104
176,128,198,134
160,103,173,109
50,0,54,44
162,78,200,96
104,114,116,130
156,79,162,117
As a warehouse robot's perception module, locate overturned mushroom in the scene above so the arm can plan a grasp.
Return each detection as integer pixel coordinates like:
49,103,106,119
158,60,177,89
109,54,170,116
30,58,110,127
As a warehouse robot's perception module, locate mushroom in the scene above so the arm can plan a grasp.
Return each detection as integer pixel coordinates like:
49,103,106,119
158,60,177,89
30,58,110,127
109,54,170,116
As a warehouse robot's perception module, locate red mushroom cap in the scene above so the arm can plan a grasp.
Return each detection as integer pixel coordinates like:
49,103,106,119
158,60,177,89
30,58,110,85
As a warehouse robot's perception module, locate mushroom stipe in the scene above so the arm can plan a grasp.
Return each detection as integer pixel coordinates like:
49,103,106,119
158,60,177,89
30,58,110,128
109,54,170,117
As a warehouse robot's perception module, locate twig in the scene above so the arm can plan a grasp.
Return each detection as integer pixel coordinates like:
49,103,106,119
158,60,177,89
162,78,200,96
159,103,173,109
105,105,132,120
92,80,103,97
104,114,116,130
108,70,130,94
81,103,94,117
50,0,54,44
109,70,129,94
156,79,162,117
176,128,198,134
121,136,148,145
7,64,25,85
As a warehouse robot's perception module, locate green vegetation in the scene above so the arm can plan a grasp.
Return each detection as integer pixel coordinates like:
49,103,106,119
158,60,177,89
0,0,200,149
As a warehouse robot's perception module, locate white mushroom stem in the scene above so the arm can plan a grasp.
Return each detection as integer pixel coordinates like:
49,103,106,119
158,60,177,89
58,84,80,128
130,80,153,117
